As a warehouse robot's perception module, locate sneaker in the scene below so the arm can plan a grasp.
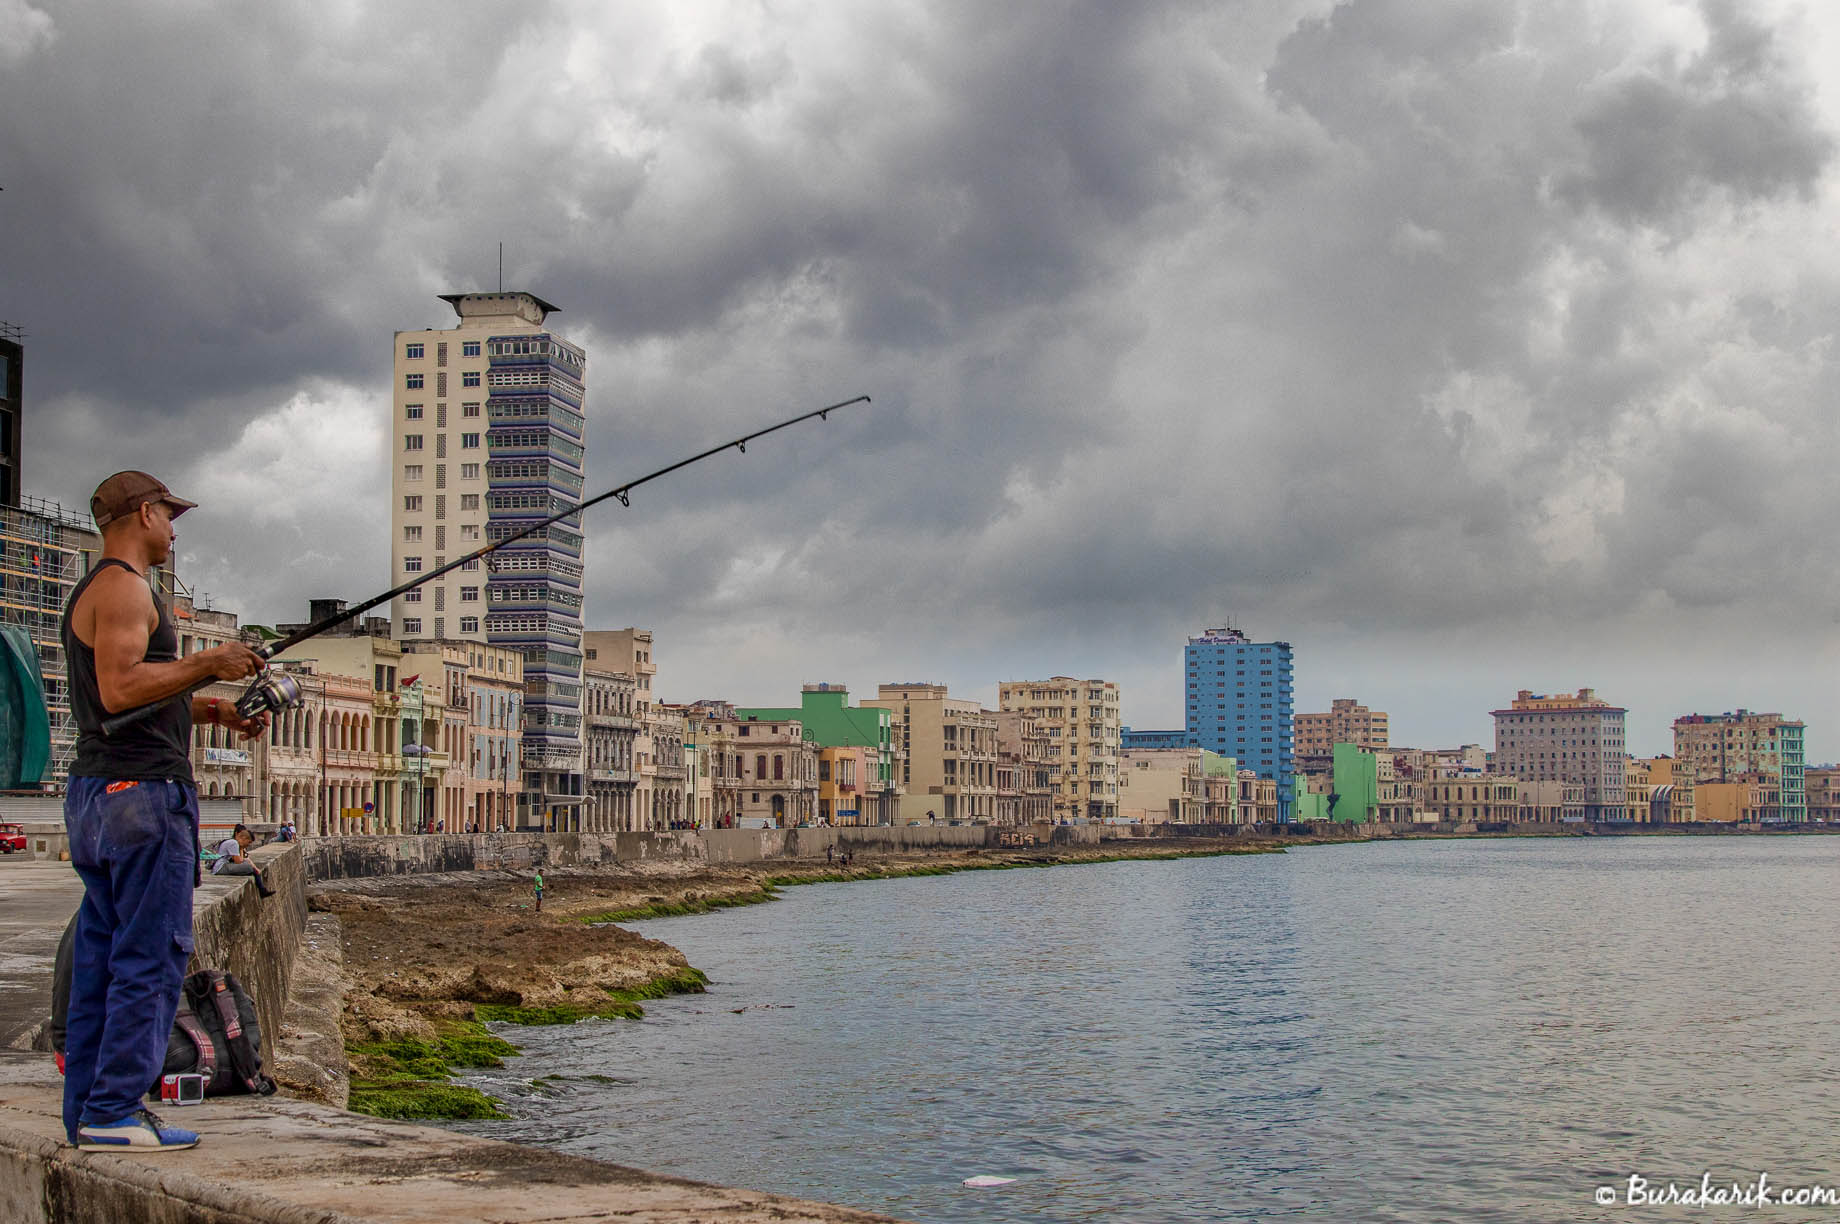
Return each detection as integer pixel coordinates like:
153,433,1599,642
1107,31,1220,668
76,1107,199,1151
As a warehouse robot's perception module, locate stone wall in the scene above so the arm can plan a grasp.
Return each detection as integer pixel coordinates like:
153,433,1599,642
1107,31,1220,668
193,843,307,1070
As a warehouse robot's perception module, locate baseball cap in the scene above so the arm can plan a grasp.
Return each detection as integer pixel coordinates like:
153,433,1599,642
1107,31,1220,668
90,471,199,530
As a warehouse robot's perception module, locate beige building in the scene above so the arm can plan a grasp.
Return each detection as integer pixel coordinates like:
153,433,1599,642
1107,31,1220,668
865,683,999,823
1119,748,1206,824
459,642,524,832
1491,688,1627,821
584,668,638,832
993,709,1055,825
1423,775,1519,824
403,641,484,832
1517,779,1586,823
1240,771,1279,824
585,629,657,827
679,700,746,828
734,715,817,826
1293,698,1389,774
996,677,1121,821
1805,767,1839,823
273,608,408,833
181,598,260,812
646,708,688,828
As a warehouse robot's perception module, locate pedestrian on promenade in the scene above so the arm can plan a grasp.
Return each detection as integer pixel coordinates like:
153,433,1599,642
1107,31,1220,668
533,869,544,912
60,472,268,1152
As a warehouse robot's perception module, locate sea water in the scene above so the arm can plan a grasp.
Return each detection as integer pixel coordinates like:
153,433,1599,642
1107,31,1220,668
457,837,1840,1222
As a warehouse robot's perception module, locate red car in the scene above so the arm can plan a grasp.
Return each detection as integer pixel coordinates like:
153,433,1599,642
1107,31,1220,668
0,823,24,854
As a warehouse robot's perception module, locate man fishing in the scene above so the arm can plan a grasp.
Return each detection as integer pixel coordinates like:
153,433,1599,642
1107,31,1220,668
60,471,269,1151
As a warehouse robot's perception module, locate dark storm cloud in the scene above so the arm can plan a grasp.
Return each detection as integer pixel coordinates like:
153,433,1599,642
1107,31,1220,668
3,0,1836,754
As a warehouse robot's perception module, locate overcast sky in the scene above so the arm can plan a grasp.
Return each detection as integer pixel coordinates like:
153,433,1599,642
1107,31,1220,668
4,0,1836,761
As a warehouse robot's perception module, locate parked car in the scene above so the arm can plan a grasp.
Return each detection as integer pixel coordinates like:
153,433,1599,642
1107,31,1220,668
0,823,26,854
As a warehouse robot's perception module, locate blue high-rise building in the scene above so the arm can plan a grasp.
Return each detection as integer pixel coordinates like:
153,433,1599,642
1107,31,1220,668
1184,627,1293,813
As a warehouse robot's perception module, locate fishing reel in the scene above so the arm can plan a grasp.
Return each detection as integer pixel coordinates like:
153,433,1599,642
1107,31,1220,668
234,668,305,720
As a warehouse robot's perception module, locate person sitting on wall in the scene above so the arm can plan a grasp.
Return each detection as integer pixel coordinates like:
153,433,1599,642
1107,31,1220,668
212,825,275,898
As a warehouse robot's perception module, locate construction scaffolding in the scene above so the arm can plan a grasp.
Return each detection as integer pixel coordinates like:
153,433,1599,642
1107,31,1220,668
0,497,99,788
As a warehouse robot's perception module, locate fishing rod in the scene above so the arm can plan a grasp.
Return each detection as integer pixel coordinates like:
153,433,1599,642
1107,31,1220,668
101,394,871,736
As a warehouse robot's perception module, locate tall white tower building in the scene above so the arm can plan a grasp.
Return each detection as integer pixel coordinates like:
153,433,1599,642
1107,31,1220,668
390,292,589,829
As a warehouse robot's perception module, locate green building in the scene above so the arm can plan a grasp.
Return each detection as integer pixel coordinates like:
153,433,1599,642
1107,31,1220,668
1292,775,1329,822
735,684,898,825
1330,743,1378,824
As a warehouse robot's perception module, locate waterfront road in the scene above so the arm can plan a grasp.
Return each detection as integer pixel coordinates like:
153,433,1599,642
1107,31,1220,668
0,856,81,1051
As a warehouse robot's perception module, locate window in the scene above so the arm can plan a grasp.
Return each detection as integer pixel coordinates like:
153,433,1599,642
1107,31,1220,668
404,464,423,481
463,402,480,418
462,341,480,357
403,495,422,511
404,434,423,451
403,618,422,634
403,526,422,542
406,373,424,389
404,556,423,572
404,590,421,603
461,586,479,601
405,404,423,420
405,343,424,360
460,616,479,633
461,433,480,448
460,494,479,510
462,371,481,387
461,463,480,479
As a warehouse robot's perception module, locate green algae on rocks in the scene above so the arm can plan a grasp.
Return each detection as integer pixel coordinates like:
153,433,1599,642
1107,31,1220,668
346,1019,518,1120
474,966,709,1025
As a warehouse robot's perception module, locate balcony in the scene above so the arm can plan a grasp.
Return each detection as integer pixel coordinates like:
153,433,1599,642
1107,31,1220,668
588,712,641,731
589,767,635,785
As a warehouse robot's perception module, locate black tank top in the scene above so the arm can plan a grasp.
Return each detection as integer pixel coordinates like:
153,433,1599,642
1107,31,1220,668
63,558,195,782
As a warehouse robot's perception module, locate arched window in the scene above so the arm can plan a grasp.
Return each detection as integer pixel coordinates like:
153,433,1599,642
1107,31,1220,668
773,755,784,781
755,754,767,779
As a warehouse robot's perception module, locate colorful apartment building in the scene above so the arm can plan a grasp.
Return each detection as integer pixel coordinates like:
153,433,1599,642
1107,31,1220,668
1672,710,1805,822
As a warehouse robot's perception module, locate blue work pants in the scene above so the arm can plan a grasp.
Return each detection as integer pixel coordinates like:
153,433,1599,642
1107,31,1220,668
61,777,197,1140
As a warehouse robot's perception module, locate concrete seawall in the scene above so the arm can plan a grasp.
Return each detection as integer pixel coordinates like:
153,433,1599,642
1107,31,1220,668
297,822,1115,880
0,839,906,1223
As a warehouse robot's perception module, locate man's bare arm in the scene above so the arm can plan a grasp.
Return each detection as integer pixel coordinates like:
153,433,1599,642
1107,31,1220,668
86,568,263,713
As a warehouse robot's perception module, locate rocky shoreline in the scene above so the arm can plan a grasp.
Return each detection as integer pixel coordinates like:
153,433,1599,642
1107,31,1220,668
306,838,1289,1118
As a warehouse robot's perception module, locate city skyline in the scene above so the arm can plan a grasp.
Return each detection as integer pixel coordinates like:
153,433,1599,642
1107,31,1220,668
3,2,1836,762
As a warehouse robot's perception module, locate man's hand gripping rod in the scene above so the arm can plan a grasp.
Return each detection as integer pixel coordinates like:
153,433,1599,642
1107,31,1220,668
100,394,872,736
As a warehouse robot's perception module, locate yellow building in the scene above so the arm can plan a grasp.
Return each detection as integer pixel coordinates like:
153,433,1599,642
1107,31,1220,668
996,677,1121,821
1695,774,1778,824
864,683,998,823
1422,775,1519,824
1119,748,1205,824
272,608,408,833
